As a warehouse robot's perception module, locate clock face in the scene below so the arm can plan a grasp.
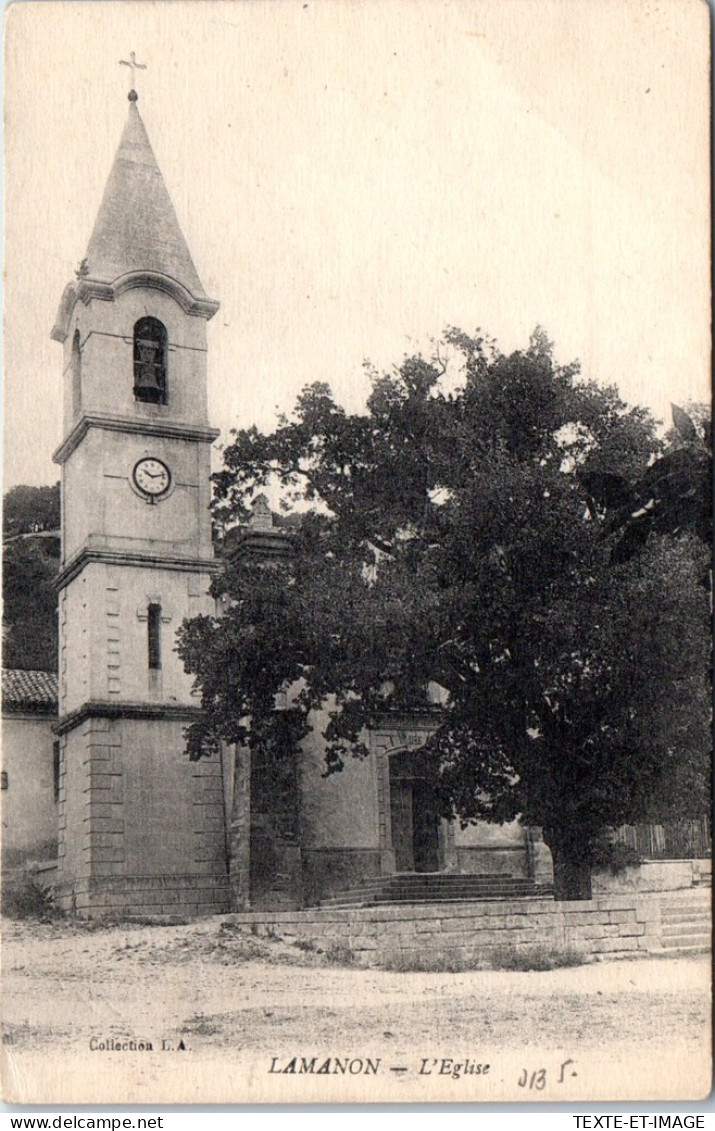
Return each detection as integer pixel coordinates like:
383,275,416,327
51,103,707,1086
133,457,171,498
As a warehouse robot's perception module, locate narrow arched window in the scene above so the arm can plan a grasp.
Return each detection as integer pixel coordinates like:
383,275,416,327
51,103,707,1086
134,317,167,404
148,603,162,669
71,330,82,417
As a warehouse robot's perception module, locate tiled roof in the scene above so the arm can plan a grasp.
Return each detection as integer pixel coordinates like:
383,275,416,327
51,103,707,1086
2,669,58,711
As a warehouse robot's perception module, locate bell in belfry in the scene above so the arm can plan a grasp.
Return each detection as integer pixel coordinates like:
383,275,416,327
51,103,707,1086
133,317,167,403
135,339,163,392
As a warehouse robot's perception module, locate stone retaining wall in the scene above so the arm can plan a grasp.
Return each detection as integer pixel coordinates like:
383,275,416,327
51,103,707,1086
228,889,710,967
592,858,711,894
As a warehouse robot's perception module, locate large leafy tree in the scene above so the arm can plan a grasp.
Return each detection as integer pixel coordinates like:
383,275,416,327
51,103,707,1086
178,329,711,899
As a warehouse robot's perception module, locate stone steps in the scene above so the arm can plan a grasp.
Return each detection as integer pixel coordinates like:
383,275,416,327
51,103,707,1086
660,940,710,955
329,894,554,909
659,898,711,954
318,873,554,908
661,909,710,924
662,916,709,932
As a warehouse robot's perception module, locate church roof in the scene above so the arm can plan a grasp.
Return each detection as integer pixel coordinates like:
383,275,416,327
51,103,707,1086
83,98,208,299
2,669,58,713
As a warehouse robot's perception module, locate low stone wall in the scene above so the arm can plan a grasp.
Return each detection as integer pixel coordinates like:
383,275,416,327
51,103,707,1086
454,846,528,877
228,889,710,967
2,842,58,872
592,858,711,894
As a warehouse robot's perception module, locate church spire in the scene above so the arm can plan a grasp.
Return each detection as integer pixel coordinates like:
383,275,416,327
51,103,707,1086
52,89,217,341
82,93,210,300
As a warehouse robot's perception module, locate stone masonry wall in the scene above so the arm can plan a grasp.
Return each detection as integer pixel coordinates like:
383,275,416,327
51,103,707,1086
53,873,230,918
228,889,710,967
55,716,230,918
592,858,712,894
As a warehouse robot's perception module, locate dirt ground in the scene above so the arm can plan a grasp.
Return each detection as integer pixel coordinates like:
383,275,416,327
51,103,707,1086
2,915,711,1105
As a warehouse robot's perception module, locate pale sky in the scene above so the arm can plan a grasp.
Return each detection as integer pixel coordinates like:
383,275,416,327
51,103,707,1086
3,0,710,489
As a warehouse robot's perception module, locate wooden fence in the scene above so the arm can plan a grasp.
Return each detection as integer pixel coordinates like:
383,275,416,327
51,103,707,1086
613,818,711,860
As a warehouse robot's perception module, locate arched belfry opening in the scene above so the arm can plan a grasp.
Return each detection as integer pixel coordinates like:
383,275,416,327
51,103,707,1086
133,316,167,404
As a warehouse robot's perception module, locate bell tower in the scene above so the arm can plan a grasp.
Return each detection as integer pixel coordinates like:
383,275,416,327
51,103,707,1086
51,86,229,917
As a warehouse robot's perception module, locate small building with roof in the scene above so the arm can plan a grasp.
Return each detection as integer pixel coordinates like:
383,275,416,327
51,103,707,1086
1,669,59,869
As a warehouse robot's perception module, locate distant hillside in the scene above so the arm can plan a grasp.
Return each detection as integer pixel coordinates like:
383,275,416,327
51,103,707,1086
3,485,60,672
4,483,60,537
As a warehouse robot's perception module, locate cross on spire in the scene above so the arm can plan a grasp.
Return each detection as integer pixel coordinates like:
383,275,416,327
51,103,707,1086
119,51,147,97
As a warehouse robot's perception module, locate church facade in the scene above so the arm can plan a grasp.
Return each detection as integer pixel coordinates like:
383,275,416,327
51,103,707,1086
47,91,547,918
224,508,548,912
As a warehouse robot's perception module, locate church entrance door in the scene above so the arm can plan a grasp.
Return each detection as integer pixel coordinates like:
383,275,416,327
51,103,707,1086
389,749,440,872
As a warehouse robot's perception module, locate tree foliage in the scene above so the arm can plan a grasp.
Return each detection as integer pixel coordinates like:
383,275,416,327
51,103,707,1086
580,402,712,562
3,483,60,537
178,329,711,899
3,537,59,671
3,484,61,671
